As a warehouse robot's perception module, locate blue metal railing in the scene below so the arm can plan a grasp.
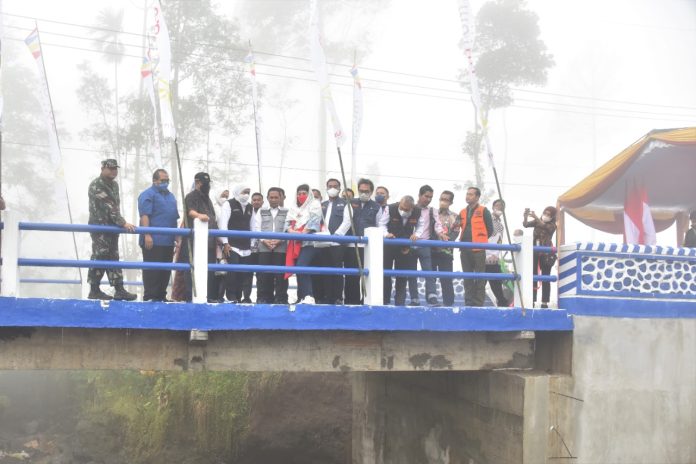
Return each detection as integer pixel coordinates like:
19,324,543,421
5,220,563,299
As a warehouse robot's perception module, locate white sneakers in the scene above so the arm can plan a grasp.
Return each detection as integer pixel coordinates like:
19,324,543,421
300,296,316,304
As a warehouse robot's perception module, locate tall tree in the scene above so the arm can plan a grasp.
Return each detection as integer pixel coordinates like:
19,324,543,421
458,0,554,196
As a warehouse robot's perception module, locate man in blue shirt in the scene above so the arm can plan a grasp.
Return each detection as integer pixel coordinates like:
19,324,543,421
138,169,179,301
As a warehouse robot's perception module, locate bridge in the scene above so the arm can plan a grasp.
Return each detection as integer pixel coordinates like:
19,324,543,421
0,211,695,464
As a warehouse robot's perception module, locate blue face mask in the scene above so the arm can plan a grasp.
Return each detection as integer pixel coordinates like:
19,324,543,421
375,194,385,204
158,182,169,191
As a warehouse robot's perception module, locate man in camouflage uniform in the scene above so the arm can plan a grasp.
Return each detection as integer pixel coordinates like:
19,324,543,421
87,159,137,300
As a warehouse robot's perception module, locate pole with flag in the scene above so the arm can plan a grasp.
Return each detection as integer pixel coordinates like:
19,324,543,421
309,0,367,299
25,24,82,279
0,0,4,199
457,0,526,311
350,51,363,189
141,52,162,166
246,42,263,193
149,0,197,298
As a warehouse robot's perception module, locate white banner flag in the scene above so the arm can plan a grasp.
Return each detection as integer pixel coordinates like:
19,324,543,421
458,0,494,165
25,28,62,172
151,0,176,139
0,0,4,124
350,63,363,186
309,0,345,147
141,53,162,165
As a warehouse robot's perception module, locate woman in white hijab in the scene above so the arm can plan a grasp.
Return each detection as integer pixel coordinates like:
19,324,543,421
284,183,323,304
219,184,253,303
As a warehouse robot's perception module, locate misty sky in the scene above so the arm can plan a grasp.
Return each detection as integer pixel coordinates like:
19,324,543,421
2,0,695,255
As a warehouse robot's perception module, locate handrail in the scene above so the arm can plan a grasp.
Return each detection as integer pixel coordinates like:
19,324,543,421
209,229,367,244
18,258,189,271
384,269,518,280
384,237,520,251
19,222,190,236
209,263,366,276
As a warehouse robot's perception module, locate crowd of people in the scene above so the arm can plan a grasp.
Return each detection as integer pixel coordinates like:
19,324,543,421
85,159,564,307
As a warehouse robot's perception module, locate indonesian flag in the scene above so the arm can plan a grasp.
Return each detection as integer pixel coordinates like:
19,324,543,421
623,182,656,245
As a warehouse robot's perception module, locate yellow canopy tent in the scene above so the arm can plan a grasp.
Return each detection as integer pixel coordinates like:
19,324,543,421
557,127,696,244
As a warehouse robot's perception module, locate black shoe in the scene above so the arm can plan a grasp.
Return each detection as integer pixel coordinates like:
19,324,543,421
207,298,222,304
409,299,420,306
427,296,438,306
226,299,239,304
540,303,549,309
273,298,289,304
241,298,253,304
333,299,344,305
113,287,137,301
88,288,113,300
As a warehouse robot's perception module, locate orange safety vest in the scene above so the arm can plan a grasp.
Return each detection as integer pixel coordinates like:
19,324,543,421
459,205,489,250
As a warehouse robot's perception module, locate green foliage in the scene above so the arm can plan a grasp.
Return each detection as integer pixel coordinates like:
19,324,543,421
81,370,278,463
458,0,554,193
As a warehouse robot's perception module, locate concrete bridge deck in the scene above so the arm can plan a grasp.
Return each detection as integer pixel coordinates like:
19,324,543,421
0,297,572,372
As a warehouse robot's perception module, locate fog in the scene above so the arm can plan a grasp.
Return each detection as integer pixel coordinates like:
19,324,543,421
1,0,695,291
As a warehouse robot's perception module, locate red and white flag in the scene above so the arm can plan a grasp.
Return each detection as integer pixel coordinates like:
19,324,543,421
623,182,656,245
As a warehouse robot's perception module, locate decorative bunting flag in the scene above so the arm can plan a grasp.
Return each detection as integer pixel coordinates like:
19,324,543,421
24,27,62,171
245,48,263,192
0,0,4,124
151,0,176,139
309,0,345,147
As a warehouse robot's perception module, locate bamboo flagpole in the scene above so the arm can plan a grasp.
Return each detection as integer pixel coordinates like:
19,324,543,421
457,0,526,313
25,24,82,280
246,42,263,194
309,0,367,299
350,51,363,189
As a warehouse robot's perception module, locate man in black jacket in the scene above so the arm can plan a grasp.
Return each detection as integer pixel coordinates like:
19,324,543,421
684,210,696,248
380,196,424,306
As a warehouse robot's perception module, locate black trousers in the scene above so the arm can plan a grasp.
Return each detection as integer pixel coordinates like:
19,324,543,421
257,251,289,303
344,247,364,304
142,245,174,301
385,247,417,306
241,252,259,300
432,251,454,306
533,253,553,304
315,246,345,303
224,251,252,301
486,263,509,307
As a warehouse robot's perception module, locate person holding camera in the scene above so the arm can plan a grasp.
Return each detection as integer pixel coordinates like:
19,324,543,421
523,206,557,308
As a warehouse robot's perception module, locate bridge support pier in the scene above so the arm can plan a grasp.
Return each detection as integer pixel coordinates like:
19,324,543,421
351,370,551,464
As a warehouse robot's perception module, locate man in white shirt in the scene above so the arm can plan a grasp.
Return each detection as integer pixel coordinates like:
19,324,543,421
408,185,444,306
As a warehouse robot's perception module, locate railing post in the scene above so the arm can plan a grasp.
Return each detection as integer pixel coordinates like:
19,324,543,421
364,227,383,305
1,210,21,297
192,218,209,304
513,233,533,308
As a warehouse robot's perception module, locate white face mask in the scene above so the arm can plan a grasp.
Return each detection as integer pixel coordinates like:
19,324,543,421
399,209,410,218
327,187,339,198
493,209,503,217
238,193,250,204
217,196,228,206
359,192,371,202
542,214,552,223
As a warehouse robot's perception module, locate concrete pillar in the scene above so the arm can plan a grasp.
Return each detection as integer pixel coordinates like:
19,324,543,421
351,372,386,464
514,233,533,309
192,218,208,303
351,371,551,464
1,210,20,297
364,227,383,305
